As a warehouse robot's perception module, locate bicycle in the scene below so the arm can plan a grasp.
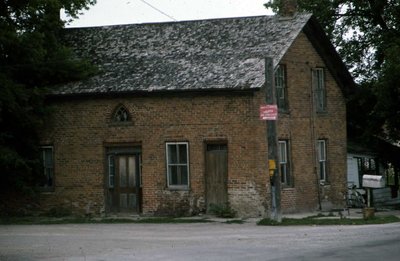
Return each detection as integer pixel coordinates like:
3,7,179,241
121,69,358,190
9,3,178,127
346,184,366,208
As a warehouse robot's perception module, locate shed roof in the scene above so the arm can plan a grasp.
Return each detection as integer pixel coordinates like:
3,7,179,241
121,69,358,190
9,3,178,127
54,13,354,96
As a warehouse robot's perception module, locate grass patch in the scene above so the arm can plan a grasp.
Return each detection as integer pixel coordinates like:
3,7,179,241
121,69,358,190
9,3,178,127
0,216,214,225
133,217,213,224
257,215,400,226
224,219,245,224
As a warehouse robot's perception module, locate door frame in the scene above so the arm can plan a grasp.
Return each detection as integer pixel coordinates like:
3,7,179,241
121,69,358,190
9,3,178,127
204,141,228,212
105,145,142,214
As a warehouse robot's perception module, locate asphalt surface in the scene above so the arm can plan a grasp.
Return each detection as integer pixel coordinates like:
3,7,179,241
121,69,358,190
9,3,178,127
1,221,400,261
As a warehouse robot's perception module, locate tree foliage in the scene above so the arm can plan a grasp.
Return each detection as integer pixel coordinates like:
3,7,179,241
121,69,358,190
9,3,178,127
265,0,400,145
0,0,96,194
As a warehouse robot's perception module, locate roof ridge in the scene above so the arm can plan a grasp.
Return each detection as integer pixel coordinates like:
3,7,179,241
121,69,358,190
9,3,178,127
55,13,312,96
65,13,312,30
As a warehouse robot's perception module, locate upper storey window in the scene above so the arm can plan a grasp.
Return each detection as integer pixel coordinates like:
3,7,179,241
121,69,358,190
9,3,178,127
312,68,326,112
275,65,288,111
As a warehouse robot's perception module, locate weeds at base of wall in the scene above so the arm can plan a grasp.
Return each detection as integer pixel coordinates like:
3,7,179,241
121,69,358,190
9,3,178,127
0,216,214,225
257,215,400,226
224,219,245,224
208,203,237,218
45,207,72,218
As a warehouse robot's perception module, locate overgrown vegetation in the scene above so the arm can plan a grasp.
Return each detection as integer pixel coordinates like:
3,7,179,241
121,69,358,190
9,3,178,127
257,215,400,226
45,206,73,218
208,203,237,218
2,214,399,226
224,219,245,224
265,0,400,167
0,0,97,206
0,216,214,225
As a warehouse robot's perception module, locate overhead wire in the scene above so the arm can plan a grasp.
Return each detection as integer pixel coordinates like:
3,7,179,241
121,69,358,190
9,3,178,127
138,0,177,21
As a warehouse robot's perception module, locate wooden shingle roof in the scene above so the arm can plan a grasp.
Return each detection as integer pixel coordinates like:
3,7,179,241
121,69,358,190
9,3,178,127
54,14,314,96
54,13,356,97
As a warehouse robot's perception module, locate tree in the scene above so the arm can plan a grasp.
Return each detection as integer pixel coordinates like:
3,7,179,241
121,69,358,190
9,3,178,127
265,0,400,144
0,0,96,198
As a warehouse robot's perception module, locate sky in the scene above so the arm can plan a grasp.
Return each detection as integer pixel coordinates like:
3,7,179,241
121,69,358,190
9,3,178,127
62,0,273,27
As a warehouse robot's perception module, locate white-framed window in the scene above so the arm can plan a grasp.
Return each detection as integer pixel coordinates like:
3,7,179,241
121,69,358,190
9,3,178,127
108,155,115,188
275,64,288,111
39,146,54,191
278,140,291,186
317,139,327,181
166,142,189,188
312,68,326,112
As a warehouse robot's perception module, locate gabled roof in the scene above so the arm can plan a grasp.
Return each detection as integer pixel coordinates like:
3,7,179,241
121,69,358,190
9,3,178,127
54,13,354,96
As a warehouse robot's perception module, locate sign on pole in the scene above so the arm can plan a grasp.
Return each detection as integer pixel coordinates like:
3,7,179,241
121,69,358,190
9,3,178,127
259,104,278,120
265,57,281,222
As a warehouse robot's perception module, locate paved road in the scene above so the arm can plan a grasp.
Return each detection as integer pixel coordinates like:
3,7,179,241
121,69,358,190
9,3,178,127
1,222,400,260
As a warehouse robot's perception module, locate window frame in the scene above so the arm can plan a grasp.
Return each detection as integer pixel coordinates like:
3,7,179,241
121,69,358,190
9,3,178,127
39,146,55,192
110,104,133,126
317,139,327,182
278,140,292,187
108,154,115,188
312,68,327,112
275,64,288,112
165,142,190,189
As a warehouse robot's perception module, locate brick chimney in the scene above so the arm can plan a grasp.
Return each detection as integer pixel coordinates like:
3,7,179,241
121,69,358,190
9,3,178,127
279,0,298,17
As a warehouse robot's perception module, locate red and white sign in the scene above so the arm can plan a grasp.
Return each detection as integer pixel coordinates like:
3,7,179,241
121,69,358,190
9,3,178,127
259,104,278,120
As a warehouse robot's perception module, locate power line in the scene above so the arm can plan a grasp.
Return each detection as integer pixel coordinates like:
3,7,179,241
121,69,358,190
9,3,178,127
138,0,177,21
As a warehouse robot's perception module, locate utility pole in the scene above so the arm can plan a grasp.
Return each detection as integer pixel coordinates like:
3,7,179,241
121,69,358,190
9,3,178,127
265,57,282,222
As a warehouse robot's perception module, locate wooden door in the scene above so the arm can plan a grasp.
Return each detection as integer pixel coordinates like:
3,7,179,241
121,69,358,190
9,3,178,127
111,155,140,212
205,144,228,210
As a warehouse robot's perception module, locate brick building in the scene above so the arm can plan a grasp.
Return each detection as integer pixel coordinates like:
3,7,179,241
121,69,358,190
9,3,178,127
39,13,354,217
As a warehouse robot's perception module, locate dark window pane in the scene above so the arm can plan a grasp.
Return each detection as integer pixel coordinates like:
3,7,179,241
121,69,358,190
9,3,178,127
168,145,177,164
320,162,325,180
178,144,187,164
313,68,326,112
280,165,286,183
275,65,287,110
119,157,127,187
180,166,188,185
114,106,130,122
169,165,178,185
318,141,326,160
39,147,54,189
279,142,286,163
277,89,285,108
109,155,115,188
46,169,53,186
44,149,53,167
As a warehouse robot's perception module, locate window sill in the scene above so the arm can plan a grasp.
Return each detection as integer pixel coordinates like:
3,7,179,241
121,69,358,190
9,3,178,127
278,109,290,114
282,186,294,190
316,111,328,116
108,121,134,127
38,188,55,193
167,185,190,191
320,181,330,186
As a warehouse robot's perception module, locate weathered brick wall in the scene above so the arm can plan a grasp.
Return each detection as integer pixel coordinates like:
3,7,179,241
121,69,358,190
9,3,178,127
278,32,347,213
39,31,347,217
40,92,270,217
